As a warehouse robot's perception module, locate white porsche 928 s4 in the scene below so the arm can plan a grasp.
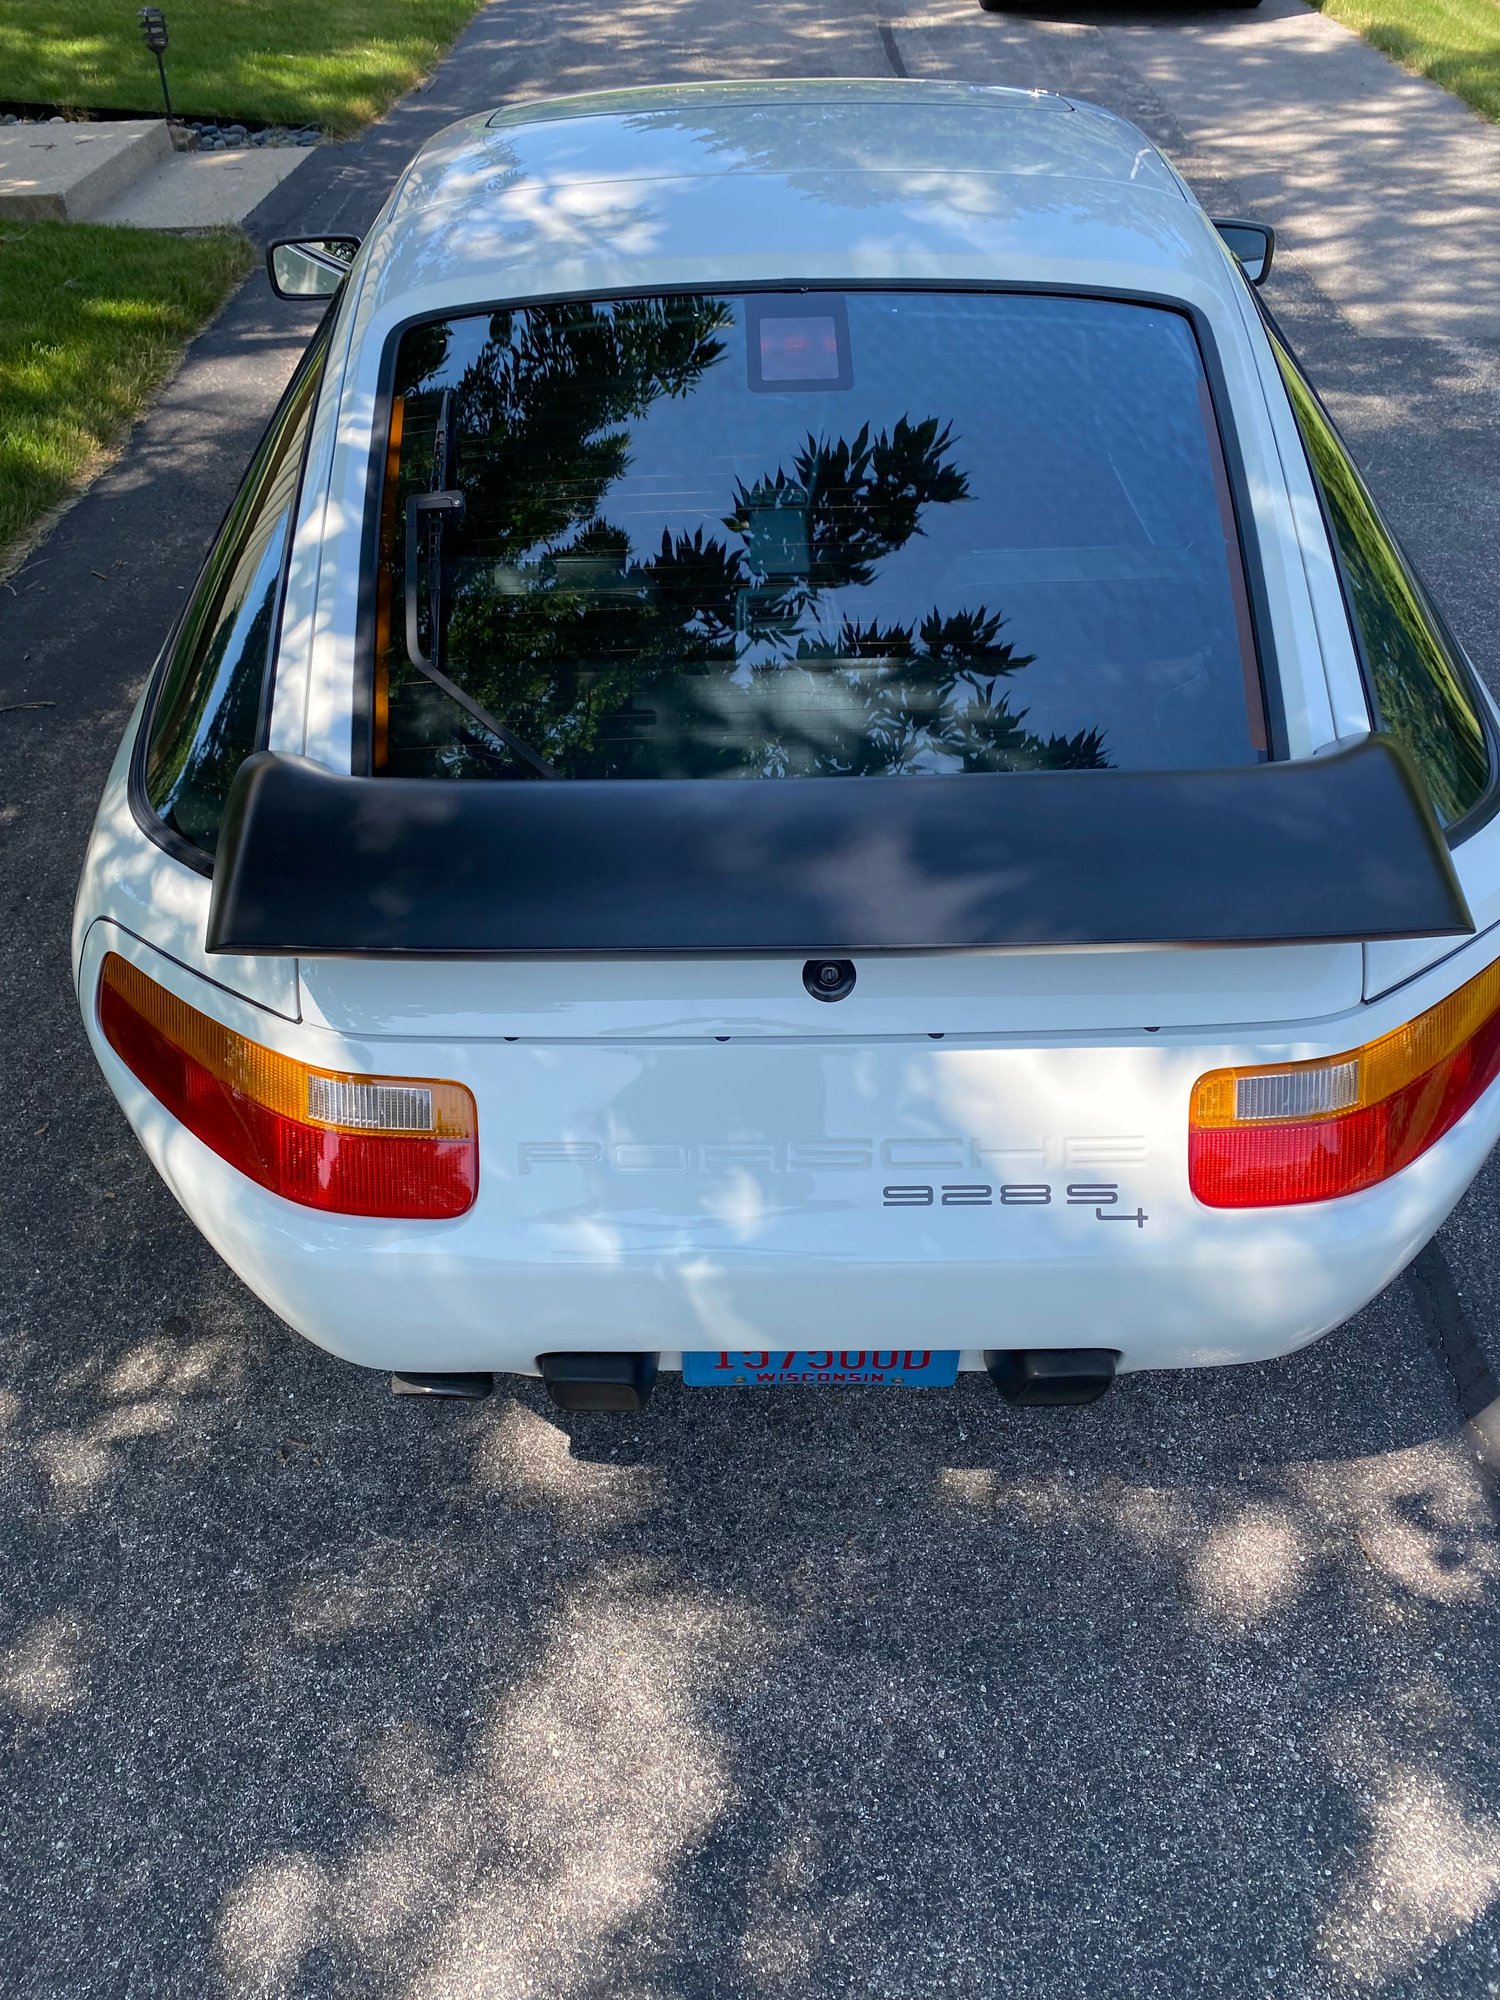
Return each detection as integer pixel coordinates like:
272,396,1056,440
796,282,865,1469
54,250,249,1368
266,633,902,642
75,82,1500,1412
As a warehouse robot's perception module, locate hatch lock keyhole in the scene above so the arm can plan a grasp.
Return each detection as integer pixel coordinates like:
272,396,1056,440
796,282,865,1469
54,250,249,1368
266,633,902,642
804,958,856,1003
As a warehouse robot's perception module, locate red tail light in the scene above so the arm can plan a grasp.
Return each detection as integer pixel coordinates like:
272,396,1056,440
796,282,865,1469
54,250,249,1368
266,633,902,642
98,954,477,1219
1190,959,1500,1208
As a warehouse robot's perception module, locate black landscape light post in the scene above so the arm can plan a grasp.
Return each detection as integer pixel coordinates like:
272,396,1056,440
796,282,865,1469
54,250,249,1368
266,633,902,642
139,8,172,120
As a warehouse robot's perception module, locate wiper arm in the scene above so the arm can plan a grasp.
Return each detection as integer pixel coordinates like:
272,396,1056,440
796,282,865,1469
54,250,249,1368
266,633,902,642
402,487,560,781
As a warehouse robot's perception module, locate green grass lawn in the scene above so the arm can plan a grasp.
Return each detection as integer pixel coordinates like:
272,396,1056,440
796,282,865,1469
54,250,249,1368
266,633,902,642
0,221,251,564
0,0,484,135
1311,0,1500,123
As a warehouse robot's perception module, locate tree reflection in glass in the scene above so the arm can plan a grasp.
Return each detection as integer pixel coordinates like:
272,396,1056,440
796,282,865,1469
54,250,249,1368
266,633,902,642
377,291,1260,782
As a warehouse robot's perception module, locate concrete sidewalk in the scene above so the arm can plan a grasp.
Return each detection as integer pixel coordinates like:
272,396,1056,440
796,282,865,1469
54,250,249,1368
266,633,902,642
93,145,309,230
0,116,312,230
0,119,169,221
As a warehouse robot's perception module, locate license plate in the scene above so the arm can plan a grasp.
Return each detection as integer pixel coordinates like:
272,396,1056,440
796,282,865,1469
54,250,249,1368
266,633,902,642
682,1349,960,1388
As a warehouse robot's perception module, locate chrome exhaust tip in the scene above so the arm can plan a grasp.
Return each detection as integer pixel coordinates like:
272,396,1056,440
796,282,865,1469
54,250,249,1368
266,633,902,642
391,1371,495,1399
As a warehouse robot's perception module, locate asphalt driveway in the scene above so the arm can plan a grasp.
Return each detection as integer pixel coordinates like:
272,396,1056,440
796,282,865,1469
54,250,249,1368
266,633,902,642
4,2,1500,1994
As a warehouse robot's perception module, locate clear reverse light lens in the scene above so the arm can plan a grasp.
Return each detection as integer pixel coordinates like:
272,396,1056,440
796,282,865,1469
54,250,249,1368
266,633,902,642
307,1076,435,1132
1235,1061,1359,1123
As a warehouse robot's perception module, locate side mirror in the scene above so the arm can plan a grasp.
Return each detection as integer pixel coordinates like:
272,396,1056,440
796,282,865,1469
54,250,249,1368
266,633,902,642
266,237,361,301
1211,218,1275,287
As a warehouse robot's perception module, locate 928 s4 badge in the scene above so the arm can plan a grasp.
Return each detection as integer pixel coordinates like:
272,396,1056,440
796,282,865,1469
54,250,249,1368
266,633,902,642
882,1182,1148,1227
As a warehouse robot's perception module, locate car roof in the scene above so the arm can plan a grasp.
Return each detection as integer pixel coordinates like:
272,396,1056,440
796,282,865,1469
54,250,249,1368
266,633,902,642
473,80,1177,193
349,80,1242,330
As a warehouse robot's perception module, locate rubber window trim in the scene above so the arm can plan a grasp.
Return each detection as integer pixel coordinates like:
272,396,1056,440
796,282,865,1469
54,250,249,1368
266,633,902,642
127,317,335,878
1256,296,1499,848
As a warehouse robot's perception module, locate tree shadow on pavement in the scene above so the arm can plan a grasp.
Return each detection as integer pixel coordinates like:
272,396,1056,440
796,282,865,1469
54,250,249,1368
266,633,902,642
4,1083,1500,1999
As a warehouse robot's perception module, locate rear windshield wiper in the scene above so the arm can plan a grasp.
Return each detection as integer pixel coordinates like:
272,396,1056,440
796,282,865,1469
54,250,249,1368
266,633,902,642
403,392,559,780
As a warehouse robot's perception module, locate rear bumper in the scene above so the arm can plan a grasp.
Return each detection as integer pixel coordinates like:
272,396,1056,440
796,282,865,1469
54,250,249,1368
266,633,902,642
78,923,1500,1380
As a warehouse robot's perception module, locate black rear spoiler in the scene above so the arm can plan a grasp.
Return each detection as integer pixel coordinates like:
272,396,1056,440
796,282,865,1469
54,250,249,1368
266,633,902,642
205,738,1473,958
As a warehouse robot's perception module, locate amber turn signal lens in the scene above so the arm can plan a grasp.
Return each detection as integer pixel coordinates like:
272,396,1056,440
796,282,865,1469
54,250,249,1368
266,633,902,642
1190,959,1500,1207
98,954,477,1218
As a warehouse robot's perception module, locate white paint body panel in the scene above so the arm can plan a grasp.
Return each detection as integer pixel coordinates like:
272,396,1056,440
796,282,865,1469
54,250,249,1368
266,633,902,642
72,82,1500,1384
296,946,1366,1041
78,920,1500,1376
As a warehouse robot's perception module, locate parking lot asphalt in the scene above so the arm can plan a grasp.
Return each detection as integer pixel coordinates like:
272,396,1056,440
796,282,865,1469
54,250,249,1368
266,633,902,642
5,2,1500,1994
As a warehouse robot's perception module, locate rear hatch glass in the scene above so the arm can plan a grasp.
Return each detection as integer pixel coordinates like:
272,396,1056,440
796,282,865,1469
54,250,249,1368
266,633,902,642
371,288,1267,780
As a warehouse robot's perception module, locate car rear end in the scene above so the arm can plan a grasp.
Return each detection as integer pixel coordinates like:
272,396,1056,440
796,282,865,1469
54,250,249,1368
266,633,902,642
73,88,1500,1406
77,919,1500,1397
